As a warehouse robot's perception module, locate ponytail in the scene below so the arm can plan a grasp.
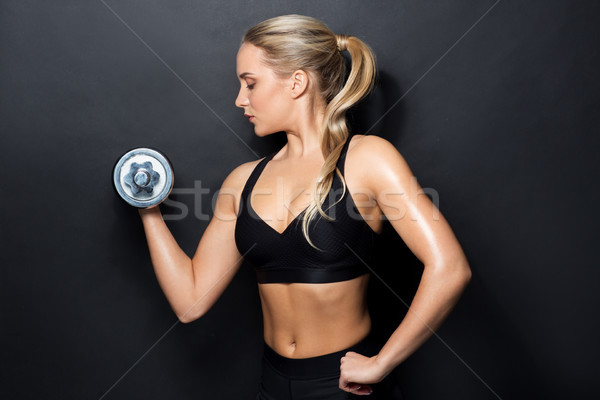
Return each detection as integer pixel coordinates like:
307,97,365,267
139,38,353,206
301,34,377,251
241,15,377,251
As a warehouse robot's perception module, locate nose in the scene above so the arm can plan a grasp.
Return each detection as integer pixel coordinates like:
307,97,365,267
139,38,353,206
235,86,248,109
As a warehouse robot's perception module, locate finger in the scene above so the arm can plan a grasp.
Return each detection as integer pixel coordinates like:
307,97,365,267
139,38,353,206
342,383,359,392
339,378,358,392
351,384,373,395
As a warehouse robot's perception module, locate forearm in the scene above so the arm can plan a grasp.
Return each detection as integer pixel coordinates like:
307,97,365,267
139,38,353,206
138,207,197,318
375,261,471,376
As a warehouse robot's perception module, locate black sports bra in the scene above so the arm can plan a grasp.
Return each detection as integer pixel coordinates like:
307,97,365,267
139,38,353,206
234,137,380,284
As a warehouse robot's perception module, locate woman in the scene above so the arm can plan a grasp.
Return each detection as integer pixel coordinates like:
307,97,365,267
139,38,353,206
138,14,471,399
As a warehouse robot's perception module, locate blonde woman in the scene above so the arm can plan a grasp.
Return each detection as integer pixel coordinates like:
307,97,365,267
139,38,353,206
139,14,471,399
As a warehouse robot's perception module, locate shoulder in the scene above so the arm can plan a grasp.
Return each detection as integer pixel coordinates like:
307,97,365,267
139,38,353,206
221,156,265,192
348,134,398,156
215,156,266,214
347,134,412,174
346,134,415,191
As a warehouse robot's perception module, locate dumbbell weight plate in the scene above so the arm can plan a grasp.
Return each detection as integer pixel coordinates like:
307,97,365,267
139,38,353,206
113,147,174,208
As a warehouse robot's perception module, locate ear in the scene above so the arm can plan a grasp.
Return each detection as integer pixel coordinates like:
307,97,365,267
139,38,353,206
289,69,309,98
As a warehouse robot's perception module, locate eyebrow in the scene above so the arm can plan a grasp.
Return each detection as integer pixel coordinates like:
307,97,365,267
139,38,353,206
238,72,254,79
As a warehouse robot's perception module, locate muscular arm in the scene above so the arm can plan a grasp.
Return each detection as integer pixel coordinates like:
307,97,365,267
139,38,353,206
352,136,472,376
138,162,255,323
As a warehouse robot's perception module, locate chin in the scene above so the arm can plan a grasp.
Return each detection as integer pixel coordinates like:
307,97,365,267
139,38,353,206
254,130,267,137
254,127,278,137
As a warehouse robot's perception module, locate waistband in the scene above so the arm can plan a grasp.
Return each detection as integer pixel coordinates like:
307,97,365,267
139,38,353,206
262,331,379,379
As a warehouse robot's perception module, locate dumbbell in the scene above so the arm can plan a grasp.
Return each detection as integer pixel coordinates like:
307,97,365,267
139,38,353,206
112,147,174,208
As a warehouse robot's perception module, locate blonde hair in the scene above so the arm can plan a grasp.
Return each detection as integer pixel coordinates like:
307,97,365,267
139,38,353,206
241,14,377,250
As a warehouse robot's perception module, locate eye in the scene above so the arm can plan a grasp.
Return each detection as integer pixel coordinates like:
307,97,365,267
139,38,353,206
246,83,255,90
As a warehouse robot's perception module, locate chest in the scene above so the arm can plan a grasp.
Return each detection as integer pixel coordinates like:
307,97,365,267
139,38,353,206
235,167,374,264
249,163,323,235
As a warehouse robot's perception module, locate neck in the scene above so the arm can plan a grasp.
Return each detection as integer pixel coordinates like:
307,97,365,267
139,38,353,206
281,103,326,160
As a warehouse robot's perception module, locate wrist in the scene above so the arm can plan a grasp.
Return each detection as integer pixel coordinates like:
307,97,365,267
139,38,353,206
373,353,396,379
138,205,161,217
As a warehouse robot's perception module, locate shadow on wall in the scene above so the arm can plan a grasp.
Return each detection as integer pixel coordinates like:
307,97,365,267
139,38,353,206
348,69,407,140
367,219,547,399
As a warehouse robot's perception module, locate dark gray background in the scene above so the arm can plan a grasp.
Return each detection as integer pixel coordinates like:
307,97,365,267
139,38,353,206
1,1,598,399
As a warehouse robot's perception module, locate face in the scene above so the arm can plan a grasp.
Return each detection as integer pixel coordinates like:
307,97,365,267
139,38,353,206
235,43,295,136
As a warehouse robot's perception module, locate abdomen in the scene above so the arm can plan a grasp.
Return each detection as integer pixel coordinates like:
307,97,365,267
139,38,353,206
258,273,372,358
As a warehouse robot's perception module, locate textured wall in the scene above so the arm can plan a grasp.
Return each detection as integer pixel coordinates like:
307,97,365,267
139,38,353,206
1,1,598,399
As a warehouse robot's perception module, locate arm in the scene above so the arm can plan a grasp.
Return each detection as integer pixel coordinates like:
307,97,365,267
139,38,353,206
345,136,472,381
138,162,253,323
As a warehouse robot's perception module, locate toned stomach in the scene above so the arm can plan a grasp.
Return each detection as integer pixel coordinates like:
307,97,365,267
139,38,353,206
258,273,372,358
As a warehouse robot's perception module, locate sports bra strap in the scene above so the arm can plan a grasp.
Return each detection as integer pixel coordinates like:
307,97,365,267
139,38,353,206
241,150,277,196
337,136,351,176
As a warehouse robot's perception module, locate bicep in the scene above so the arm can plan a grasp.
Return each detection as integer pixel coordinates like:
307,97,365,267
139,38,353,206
366,138,467,267
186,166,249,316
191,196,244,287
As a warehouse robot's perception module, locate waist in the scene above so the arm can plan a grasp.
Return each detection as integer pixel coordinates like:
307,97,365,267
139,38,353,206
262,329,379,379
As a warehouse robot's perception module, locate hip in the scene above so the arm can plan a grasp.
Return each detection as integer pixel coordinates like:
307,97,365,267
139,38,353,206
256,330,384,400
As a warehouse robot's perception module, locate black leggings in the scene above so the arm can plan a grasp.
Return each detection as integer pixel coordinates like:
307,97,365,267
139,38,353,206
255,331,404,400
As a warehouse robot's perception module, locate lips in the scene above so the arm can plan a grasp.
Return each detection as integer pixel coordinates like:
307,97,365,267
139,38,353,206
244,114,254,122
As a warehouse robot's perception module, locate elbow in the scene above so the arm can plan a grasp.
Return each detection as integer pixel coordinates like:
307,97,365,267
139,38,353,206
176,302,207,324
177,313,196,324
461,269,472,292
177,310,203,324
464,265,472,283
434,258,472,287
455,260,472,288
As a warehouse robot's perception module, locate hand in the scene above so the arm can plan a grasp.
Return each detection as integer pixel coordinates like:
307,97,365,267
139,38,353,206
339,352,389,396
138,205,161,217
